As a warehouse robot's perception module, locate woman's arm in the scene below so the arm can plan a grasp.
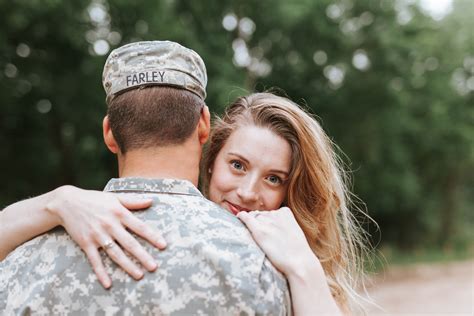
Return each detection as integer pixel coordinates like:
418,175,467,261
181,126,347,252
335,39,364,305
237,208,342,316
285,252,342,315
0,185,167,288
0,188,62,260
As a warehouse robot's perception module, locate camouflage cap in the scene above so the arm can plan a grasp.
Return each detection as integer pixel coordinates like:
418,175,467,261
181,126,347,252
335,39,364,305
102,41,207,103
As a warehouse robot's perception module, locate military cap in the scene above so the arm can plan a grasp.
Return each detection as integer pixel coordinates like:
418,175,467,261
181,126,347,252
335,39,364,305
102,40,207,102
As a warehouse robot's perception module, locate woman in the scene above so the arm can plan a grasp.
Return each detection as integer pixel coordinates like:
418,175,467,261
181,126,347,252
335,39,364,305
1,92,369,314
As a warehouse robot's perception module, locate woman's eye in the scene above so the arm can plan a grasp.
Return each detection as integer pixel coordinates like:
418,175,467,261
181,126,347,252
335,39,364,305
267,175,282,185
230,160,244,171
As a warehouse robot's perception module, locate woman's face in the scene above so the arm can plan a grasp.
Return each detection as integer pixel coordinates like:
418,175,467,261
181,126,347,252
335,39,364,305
209,125,292,215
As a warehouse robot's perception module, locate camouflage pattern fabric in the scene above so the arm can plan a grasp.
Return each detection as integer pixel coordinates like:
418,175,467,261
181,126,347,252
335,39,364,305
0,178,291,315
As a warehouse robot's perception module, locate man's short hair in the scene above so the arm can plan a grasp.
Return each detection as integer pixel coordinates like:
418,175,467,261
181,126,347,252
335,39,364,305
107,86,204,153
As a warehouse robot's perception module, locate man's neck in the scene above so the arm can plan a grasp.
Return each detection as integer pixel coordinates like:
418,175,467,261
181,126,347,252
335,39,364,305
117,144,201,187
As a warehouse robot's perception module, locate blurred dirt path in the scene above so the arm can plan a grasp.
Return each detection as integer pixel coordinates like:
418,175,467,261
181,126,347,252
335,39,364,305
366,259,473,315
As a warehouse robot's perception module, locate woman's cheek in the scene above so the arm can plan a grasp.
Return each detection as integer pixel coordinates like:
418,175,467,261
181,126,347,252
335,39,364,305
268,189,287,210
214,169,237,192
209,165,234,198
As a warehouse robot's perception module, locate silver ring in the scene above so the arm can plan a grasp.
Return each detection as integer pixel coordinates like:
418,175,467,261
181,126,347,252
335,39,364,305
102,240,116,250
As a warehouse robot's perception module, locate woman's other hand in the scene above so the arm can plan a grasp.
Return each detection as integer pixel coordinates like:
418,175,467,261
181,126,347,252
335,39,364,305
237,207,317,276
46,185,167,289
238,207,342,315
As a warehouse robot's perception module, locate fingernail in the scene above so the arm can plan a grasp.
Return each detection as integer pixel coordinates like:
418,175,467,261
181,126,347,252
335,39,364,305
147,261,157,271
156,237,167,248
135,270,144,279
103,278,111,289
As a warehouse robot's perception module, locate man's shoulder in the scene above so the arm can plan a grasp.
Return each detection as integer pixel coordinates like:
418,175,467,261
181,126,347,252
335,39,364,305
135,193,261,256
138,192,249,234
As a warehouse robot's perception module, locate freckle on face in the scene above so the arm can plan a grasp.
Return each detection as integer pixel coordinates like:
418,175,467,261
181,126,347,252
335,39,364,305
208,125,292,214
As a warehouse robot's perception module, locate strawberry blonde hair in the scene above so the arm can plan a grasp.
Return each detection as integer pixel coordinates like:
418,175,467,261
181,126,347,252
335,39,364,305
202,92,370,313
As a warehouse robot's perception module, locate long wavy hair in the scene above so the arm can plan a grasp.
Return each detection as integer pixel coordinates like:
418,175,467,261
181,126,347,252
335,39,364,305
202,92,371,313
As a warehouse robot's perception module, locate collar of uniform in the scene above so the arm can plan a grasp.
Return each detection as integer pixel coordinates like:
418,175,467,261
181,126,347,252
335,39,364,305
103,177,203,197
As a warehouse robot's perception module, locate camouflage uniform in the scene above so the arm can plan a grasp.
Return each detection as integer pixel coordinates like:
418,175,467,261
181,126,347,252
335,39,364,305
0,178,291,315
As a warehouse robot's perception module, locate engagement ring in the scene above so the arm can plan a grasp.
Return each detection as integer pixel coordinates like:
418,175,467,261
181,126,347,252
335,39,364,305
102,240,116,250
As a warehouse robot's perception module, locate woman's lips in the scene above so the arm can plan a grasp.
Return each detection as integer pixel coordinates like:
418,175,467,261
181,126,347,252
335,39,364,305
224,200,249,215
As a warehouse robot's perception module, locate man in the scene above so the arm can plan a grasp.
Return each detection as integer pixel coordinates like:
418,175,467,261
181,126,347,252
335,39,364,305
0,41,291,315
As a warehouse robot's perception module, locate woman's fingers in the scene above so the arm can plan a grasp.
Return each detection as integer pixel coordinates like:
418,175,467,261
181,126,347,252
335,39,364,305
237,211,261,233
100,239,144,280
83,245,111,289
238,208,311,275
93,228,144,280
109,224,158,272
116,194,167,250
52,189,166,285
122,212,167,250
117,195,153,210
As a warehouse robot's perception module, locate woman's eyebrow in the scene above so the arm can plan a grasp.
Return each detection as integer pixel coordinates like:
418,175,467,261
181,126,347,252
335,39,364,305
227,152,250,164
228,152,289,176
269,169,289,177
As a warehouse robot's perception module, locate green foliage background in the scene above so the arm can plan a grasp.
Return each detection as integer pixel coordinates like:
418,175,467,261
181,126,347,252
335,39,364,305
1,0,473,251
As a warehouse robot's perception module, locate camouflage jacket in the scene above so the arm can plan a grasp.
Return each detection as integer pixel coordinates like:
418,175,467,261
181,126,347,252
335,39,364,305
0,178,291,315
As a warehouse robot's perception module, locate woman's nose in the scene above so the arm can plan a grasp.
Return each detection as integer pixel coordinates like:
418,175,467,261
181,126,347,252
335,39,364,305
236,177,259,203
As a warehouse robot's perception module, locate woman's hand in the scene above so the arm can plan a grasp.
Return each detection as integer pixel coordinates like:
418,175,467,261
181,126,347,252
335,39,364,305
237,207,316,276
46,185,167,289
238,207,342,315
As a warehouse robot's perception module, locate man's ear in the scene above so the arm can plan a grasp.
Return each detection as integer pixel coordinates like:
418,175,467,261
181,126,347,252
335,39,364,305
197,105,211,145
102,116,120,154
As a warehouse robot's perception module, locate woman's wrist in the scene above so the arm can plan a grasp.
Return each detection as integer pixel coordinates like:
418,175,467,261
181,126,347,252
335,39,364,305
286,252,342,315
285,250,326,284
286,251,341,311
44,185,77,226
